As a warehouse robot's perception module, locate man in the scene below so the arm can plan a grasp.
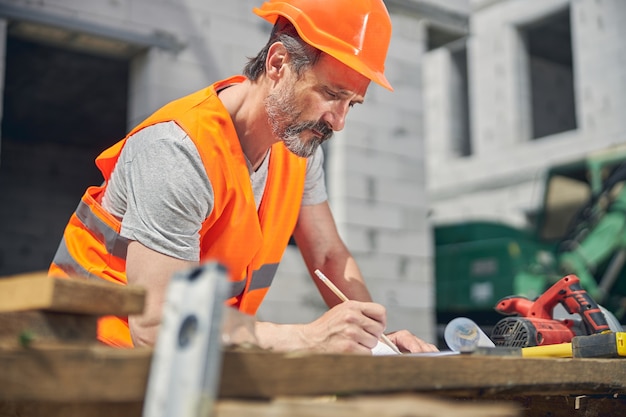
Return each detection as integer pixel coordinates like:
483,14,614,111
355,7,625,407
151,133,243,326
49,0,437,354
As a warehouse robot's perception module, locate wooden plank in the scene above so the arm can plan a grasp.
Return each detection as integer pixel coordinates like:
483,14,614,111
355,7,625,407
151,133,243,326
10,395,621,417
0,273,145,315
0,345,152,402
2,345,626,406
218,349,626,398
0,395,520,417
215,394,521,417
0,401,143,417
3,396,625,417
0,311,97,346
4,396,626,417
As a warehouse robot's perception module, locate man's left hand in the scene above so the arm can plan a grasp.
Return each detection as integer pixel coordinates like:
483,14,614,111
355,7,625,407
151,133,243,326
386,330,439,353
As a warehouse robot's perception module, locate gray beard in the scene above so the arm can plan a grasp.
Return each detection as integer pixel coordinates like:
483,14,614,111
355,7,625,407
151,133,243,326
282,126,325,158
264,92,332,158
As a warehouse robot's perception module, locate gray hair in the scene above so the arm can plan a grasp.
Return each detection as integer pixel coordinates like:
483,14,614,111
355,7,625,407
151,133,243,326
243,17,322,80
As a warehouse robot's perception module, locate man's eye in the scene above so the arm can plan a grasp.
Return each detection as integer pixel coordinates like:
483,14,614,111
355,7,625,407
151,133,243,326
326,89,338,99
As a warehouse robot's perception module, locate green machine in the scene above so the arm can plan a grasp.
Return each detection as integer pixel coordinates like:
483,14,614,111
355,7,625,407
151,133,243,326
435,145,626,327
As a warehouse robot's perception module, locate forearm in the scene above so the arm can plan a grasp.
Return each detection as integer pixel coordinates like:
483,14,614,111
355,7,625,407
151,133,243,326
129,312,161,347
314,250,372,306
294,203,373,306
254,321,310,352
126,240,196,347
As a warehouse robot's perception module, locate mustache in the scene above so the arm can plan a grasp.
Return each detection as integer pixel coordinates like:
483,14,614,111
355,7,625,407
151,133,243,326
287,120,333,142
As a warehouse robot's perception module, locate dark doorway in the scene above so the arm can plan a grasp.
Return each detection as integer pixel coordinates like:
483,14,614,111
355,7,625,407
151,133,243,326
0,34,129,275
426,25,472,157
520,8,577,139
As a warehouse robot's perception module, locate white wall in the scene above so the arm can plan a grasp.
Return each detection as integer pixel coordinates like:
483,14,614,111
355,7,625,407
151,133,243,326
426,0,626,228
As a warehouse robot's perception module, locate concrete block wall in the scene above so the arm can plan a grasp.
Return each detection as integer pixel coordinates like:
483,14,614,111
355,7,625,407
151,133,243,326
426,0,626,228
574,0,626,139
0,1,437,342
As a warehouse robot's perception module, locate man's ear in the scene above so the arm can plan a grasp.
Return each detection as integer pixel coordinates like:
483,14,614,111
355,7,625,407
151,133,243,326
266,42,288,82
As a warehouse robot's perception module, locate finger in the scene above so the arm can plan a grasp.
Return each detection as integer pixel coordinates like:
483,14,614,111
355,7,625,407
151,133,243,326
330,301,385,332
330,337,375,354
357,301,387,324
345,302,388,341
355,330,381,350
340,301,387,340
319,304,382,351
388,330,440,353
334,305,385,347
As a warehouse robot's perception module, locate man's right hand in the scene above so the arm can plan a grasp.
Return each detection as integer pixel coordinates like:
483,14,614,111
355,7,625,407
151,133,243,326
255,300,388,354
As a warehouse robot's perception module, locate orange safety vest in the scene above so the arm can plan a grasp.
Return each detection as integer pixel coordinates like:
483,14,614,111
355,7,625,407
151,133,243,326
49,76,307,347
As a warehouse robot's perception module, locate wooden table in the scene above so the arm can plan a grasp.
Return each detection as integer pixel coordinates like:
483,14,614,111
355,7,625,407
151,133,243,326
1,344,625,417
1,273,624,416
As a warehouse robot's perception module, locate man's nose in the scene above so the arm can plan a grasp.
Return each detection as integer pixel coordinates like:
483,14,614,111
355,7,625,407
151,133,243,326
323,101,350,131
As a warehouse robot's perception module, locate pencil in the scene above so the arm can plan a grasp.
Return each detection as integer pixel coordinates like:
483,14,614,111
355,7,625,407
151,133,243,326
313,269,402,354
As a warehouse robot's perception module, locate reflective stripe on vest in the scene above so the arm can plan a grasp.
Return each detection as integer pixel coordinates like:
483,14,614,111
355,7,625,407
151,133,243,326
52,237,100,281
75,199,130,259
55,196,276,299
248,263,279,292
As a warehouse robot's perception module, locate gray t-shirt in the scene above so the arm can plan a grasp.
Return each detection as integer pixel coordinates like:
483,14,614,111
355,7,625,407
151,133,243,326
101,121,327,261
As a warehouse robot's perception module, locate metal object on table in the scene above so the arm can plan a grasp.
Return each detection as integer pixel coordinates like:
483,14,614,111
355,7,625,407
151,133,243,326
143,262,230,417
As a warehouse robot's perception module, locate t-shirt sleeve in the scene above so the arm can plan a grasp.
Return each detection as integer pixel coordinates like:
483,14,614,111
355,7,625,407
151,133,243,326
302,146,328,206
102,121,213,262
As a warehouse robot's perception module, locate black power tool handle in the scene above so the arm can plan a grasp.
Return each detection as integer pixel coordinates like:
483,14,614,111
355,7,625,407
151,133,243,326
560,277,610,334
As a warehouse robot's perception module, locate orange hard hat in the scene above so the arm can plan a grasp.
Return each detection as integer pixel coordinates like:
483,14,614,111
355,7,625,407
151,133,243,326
253,0,393,91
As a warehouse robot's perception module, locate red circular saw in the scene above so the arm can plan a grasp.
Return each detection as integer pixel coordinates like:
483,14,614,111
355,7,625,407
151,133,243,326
491,274,610,347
